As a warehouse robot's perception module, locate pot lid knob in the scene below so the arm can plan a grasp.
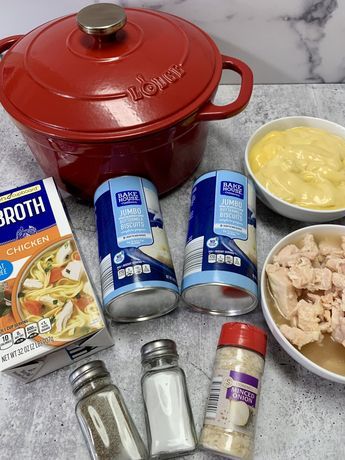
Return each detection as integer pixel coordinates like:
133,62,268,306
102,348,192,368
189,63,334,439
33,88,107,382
77,3,127,36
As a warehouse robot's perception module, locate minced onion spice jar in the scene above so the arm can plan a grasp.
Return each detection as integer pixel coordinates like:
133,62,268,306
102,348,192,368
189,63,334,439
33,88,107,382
199,322,267,460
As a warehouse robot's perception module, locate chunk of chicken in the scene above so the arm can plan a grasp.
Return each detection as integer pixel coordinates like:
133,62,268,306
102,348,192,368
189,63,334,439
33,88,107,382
319,239,343,257
39,295,59,308
319,307,332,333
331,306,345,346
56,241,72,266
266,263,298,318
312,257,322,269
288,266,332,291
296,299,324,332
332,272,345,290
325,257,345,274
56,300,74,333
273,244,300,267
300,234,319,261
311,268,333,291
23,279,43,290
287,258,313,289
280,324,321,350
318,292,336,310
62,261,83,282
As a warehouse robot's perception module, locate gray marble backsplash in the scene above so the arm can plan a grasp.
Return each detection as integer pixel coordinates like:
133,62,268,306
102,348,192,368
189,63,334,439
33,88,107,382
0,0,344,83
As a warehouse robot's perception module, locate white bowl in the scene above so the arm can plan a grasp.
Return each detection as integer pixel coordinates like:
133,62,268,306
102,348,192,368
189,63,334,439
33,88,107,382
261,224,345,384
245,116,345,222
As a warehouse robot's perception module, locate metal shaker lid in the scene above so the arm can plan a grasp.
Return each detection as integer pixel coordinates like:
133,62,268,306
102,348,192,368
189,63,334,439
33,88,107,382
69,360,109,393
141,339,178,363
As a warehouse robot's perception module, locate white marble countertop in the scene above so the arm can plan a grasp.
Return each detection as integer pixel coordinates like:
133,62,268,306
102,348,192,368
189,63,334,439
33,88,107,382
0,84,345,460
1,0,345,84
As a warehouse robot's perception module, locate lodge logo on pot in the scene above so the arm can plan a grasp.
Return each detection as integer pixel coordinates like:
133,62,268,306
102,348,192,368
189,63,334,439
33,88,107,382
127,64,186,102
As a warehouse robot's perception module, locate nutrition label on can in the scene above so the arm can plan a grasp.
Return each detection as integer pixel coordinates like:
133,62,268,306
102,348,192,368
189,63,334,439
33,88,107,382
118,264,151,279
207,253,241,266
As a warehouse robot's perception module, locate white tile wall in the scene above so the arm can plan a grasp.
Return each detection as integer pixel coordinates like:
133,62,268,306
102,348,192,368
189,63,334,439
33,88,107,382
1,0,344,83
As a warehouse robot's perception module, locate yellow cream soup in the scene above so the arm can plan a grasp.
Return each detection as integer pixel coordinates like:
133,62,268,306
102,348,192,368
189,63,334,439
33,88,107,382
249,127,345,210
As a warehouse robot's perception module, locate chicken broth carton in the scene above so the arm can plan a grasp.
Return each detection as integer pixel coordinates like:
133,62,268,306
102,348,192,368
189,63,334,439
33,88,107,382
0,178,113,382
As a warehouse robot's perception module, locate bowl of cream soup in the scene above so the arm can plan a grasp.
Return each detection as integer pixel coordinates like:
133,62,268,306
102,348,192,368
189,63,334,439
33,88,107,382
245,116,345,222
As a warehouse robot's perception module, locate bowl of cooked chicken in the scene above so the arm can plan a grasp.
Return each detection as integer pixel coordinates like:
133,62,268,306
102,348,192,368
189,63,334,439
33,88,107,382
261,224,345,383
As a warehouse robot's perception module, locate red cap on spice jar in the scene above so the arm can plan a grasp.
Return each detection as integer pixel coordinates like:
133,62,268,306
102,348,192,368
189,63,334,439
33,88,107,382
218,322,267,357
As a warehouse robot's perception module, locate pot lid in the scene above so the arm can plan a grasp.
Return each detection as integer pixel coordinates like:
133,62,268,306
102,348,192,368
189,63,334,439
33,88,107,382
0,3,223,140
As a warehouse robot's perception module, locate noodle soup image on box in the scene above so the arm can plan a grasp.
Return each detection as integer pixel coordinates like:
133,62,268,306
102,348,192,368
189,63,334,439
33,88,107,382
0,178,113,382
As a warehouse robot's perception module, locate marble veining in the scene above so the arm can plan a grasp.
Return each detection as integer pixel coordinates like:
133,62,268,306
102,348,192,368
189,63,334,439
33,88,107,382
281,0,339,83
0,0,344,83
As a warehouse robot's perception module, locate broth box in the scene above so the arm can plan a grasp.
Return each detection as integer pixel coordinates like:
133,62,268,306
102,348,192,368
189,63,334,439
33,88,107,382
0,178,113,382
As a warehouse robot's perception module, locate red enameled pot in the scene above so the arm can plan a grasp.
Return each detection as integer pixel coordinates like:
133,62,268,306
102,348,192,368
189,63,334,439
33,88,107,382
0,3,253,200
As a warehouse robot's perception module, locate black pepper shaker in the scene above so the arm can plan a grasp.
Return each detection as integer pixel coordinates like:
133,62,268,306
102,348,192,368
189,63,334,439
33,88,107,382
70,360,148,460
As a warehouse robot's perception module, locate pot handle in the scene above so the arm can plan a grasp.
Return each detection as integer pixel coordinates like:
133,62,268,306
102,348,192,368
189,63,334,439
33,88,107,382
0,35,24,54
195,55,253,122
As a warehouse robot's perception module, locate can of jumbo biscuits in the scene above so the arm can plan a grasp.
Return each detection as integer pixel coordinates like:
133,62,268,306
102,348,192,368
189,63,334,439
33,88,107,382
94,177,179,322
182,170,258,316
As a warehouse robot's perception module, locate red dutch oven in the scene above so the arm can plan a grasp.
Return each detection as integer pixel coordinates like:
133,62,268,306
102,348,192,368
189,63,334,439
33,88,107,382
0,3,253,200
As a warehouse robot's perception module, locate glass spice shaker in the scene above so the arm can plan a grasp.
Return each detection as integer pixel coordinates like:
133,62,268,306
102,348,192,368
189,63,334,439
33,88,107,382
199,322,267,460
141,339,198,459
70,360,148,460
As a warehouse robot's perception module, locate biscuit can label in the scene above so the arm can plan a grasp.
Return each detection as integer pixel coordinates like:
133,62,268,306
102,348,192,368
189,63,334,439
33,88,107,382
94,177,178,309
182,170,257,306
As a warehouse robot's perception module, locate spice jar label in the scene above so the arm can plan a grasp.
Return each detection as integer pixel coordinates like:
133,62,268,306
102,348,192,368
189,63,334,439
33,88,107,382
204,369,260,433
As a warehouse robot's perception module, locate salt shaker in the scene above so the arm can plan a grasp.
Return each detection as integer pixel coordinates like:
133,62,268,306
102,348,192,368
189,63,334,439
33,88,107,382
141,339,197,458
70,360,148,460
199,322,267,460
